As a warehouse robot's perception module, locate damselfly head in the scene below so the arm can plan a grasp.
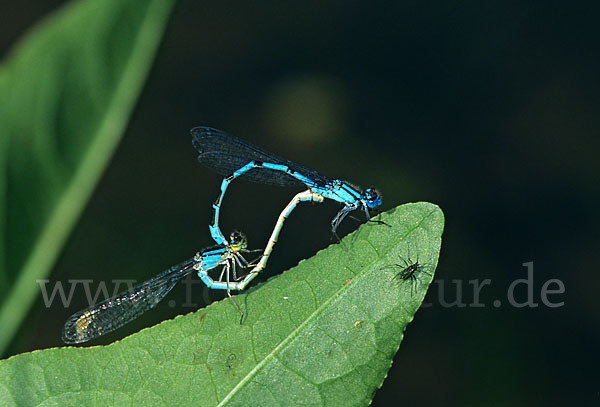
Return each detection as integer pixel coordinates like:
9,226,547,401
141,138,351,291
363,188,382,209
229,231,248,252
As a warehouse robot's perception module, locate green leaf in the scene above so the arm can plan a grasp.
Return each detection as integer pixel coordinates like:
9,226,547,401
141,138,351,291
0,0,175,354
0,203,444,406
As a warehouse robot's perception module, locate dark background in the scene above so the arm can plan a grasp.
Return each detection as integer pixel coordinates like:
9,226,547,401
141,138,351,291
2,1,599,405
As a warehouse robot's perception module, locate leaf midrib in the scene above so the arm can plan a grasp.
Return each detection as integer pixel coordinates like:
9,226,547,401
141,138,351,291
216,209,435,405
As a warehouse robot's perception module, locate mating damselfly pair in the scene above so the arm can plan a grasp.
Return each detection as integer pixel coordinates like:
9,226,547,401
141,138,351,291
62,127,386,344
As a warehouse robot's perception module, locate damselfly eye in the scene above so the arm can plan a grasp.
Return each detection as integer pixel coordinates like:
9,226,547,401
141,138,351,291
229,231,248,251
364,188,381,208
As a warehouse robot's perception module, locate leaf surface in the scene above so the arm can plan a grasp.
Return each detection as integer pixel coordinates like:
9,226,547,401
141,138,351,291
0,203,444,406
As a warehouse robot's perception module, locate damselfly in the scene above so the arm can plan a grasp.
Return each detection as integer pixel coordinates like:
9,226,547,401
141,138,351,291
62,231,250,344
61,190,323,344
191,127,384,246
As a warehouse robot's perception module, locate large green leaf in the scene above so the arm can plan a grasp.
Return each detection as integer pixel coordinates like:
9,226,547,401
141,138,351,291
0,203,444,406
0,0,175,354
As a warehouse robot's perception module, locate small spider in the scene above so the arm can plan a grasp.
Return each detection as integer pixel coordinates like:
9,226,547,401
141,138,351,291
388,252,432,296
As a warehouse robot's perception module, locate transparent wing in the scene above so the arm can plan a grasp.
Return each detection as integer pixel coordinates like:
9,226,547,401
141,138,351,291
191,127,332,188
62,257,196,344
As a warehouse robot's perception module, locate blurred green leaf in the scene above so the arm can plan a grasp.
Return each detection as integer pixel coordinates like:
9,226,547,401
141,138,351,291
0,203,444,406
0,0,175,355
